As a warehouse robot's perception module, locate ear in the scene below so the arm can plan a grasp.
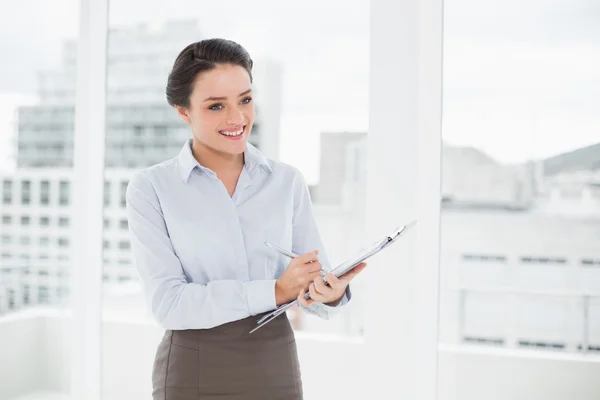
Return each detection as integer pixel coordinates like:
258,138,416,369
175,105,192,124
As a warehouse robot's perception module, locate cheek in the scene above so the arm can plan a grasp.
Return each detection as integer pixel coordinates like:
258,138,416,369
193,111,220,134
245,107,255,123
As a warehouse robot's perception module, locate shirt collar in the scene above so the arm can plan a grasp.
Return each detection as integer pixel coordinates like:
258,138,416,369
177,139,272,183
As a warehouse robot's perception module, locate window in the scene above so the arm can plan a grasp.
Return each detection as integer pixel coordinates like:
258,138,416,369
520,256,567,265
58,237,69,247
83,5,374,400
0,19,81,398
439,0,600,398
2,180,12,204
581,259,600,267
104,181,111,206
154,125,168,137
38,286,50,304
40,180,51,205
57,287,70,299
59,181,70,206
1,235,11,244
120,180,128,207
21,180,31,205
462,254,507,263
133,125,144,137
58,216,70,227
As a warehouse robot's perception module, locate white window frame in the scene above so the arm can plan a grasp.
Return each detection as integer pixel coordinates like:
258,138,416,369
71,0,443,398
71,0,108,399
362,0,442,398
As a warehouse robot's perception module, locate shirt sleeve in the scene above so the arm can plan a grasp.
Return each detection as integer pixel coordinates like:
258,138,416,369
126,171,277,330
290,168,352,320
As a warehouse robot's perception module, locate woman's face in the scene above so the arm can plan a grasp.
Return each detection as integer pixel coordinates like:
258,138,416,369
177,64,254,157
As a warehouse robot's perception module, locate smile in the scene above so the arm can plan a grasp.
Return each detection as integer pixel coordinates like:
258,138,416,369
219,125,245,137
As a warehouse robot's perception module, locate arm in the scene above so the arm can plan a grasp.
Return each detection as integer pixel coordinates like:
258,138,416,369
126,173,277,330
290,169,351,320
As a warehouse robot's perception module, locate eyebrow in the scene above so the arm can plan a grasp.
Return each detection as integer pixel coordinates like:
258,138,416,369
203,89,252,102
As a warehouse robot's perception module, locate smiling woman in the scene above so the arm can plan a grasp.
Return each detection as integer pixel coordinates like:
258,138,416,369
124,38,363,400
167,40,255,161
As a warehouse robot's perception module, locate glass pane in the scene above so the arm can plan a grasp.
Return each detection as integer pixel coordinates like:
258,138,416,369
440,1,600,399
0,1,79,399
102,1,368,399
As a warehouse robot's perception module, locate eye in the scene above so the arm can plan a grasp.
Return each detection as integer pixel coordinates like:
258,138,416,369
241,96,253,105
208,103,223,111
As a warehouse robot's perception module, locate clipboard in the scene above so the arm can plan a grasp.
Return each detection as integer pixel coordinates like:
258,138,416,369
249,220,417,333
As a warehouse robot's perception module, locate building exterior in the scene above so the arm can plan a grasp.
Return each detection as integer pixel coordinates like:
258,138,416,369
442,145,535,208
313,132,367,205
534,170,600,217
16,20,281,168
0,20,283,317
308,131,600,346
0,169,137,315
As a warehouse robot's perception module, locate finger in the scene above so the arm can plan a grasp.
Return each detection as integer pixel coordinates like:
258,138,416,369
297,288,310,307
314,276,334,296
340,262,367,282
308,270,323,281
308,282,326,303
297,250,319,264
325,272,344,290
298,288,315,307
302,262,323,274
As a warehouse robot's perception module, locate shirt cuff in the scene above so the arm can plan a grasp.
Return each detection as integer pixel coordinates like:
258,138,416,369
245,279,277,315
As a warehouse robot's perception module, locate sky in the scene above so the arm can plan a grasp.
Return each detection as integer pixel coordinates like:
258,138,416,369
0,0,598,182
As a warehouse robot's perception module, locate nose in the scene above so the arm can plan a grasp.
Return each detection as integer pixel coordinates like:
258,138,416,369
226,105,244,125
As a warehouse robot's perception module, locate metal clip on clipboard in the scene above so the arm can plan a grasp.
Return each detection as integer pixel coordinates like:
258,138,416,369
249,221,417,334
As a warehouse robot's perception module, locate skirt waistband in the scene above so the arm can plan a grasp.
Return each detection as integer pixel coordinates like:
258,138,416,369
167,312,294,348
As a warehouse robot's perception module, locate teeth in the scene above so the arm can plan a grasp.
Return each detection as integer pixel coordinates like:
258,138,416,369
220,128,244,136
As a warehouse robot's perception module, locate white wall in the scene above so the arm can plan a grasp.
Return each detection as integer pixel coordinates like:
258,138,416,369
0,314,44,400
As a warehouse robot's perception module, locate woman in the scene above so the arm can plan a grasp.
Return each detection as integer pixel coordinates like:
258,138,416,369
126,38,366,400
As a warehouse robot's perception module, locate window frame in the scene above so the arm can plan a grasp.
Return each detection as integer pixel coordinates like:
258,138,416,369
72,0,443,399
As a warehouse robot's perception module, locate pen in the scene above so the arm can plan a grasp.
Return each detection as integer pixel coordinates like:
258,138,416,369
264,242,325,275
264,242,298,259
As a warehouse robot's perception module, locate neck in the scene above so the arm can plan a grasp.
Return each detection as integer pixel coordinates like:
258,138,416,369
191,139,244,175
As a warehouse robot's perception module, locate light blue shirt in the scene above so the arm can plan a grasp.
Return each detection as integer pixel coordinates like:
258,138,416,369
126,139,350,330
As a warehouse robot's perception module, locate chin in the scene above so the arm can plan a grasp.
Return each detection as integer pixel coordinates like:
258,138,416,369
220,139,247,156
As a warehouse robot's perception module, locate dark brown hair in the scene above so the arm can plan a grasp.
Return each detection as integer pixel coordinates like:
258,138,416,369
166,38,254,108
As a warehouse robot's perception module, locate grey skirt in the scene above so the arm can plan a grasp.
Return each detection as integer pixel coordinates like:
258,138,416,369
152,312,303,400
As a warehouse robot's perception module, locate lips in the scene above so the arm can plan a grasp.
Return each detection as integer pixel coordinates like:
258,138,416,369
219,125,245,137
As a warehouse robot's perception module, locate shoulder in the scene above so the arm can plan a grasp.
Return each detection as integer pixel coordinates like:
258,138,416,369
127,157,179,198
265,158,308,188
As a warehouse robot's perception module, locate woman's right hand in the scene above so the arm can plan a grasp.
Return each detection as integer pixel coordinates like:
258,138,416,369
275,250,323,306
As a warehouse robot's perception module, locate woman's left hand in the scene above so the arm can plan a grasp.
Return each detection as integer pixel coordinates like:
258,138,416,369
297,262,367,307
